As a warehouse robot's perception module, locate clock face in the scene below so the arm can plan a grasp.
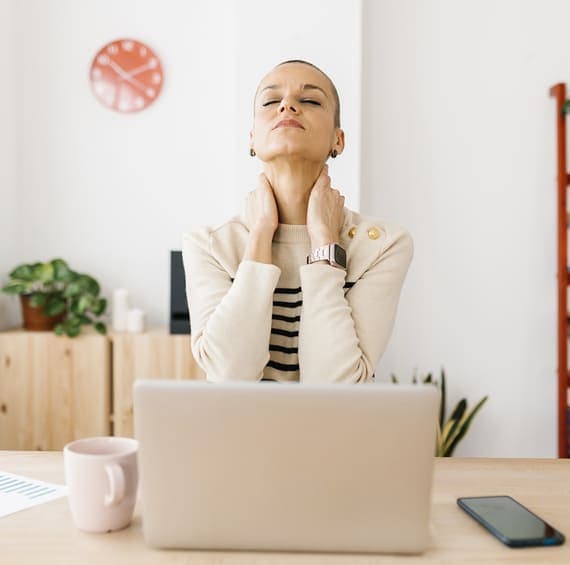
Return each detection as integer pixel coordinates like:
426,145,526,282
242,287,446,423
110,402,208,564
90,39,164,113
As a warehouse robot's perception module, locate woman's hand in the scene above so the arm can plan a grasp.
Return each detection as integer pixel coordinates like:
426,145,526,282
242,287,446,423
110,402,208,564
243,173,278,264
306,164,345,248
245,173,279,237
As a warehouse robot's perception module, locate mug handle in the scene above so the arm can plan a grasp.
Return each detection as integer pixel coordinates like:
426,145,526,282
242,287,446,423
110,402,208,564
104,463,125,506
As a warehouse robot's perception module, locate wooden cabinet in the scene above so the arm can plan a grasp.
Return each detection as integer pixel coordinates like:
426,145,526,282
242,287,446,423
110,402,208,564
110,329,205,437
0,328,205,449
0,330,110,450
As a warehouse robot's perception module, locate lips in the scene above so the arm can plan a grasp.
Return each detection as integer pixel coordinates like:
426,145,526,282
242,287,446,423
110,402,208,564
273,119,304,130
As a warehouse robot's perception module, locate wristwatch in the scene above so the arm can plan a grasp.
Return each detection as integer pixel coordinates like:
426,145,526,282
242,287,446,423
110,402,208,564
306,243,347,269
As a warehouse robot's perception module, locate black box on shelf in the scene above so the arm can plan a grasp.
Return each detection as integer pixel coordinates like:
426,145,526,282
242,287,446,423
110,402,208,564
170,250,190,334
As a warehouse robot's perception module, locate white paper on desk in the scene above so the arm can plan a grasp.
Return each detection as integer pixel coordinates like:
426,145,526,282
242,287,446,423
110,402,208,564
0,470,67,518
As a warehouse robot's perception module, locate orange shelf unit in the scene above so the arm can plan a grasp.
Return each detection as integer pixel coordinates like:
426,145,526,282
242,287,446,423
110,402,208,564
550,82,569,458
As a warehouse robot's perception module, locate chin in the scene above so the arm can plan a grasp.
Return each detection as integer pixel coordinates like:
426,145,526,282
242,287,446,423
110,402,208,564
259,145,326,162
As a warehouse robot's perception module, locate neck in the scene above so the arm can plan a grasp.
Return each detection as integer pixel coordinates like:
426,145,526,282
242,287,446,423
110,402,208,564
263,158,324,225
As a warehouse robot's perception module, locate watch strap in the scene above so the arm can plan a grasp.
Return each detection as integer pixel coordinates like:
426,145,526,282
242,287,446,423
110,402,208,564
306,243,346,269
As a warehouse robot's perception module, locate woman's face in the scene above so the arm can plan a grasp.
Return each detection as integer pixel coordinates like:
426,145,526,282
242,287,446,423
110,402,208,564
250,63,344,164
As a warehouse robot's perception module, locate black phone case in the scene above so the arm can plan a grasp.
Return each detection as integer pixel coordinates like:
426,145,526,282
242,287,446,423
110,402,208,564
457,496,565,548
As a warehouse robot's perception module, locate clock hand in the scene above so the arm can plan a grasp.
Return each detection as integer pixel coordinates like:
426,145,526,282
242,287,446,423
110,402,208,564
124,61,154,78
109,60,148,93
108,59,128,75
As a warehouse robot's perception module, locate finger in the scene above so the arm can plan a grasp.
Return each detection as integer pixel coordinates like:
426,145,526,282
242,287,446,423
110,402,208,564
315,171,331,190
259,173,275,192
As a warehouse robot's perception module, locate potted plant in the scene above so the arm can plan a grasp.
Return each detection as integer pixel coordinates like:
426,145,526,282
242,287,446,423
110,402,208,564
1,258,107,337
391,367,488,457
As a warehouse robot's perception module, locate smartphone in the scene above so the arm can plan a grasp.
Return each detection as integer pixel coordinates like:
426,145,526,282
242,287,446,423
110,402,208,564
457,495,565,548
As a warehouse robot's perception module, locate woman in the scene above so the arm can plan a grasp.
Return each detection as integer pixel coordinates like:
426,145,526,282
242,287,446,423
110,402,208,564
182,59,413,383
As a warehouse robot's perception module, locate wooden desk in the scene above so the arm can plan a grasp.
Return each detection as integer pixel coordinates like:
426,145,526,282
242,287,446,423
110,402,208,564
1,453,570,564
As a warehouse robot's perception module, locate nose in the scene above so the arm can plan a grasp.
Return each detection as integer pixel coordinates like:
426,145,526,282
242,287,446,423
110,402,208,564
279,96,297,114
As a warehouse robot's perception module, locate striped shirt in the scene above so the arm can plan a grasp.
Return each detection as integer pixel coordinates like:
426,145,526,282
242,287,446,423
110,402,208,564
182,209,413,383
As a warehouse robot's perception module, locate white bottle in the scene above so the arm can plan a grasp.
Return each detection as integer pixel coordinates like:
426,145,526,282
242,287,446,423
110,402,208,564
112,289,129,332
127,308,145,333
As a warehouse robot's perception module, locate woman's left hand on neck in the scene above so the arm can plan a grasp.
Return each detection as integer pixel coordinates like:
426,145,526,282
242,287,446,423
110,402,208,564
306,164,345,248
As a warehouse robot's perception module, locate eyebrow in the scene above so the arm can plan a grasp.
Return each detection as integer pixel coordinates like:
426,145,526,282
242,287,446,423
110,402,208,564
259,83,329,98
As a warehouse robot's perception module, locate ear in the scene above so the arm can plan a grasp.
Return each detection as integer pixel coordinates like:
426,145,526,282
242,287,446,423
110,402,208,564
332,128,345,156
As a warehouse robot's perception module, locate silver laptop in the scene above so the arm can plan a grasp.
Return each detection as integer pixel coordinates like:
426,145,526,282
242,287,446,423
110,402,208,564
133,380,439,554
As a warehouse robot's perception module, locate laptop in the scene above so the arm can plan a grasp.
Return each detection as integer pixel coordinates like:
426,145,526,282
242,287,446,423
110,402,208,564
133,380,439,554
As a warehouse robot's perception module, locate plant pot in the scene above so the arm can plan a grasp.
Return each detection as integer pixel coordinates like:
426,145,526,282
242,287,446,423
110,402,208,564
20,294,66,331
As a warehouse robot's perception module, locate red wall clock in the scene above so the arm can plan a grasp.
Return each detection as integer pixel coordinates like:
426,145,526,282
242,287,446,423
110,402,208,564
90,38,164,113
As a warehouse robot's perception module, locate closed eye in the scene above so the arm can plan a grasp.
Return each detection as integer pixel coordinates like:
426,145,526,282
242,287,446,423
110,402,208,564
262,99,322,107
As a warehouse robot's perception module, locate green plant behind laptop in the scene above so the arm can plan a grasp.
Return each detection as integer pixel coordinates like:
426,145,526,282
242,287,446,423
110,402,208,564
1,258,107,338
391,367,488,457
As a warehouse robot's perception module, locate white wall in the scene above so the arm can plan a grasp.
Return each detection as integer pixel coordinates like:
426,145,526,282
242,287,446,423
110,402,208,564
7,0,239,327
362,0,566,457
0,0,18,330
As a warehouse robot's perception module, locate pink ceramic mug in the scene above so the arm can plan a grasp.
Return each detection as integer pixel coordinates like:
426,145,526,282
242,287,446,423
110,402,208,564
63,436,139,533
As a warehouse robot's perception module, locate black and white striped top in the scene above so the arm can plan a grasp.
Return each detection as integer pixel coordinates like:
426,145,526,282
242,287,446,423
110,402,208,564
184,209,413,383
259,225,356,381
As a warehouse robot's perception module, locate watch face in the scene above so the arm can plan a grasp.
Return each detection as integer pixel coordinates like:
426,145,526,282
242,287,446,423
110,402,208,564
334,244,347,268
90,38,164,113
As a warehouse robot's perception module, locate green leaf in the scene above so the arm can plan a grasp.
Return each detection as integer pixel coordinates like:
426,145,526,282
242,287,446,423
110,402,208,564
38,263,55,284
94,321,107,335
440,367,447,430
77,295,91,313
1,280,30,294
439,399,467,456
54,323,65,336
31,263,44,280
437,418,458,456
85,276,100,296
9,264,35,281
63,282,82,298
76,275,100,296
444,396,489,457
65,325,81,338
68,316,81,327
44,296,66,316
51,259,73,282
449,398,466,422
70,298,80,315
92,297,107,316
78,314,92,325
29,292,47,307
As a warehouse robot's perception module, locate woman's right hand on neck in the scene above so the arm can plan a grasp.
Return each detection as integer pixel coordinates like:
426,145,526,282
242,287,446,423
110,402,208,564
243,173,278,264
245,173,279,237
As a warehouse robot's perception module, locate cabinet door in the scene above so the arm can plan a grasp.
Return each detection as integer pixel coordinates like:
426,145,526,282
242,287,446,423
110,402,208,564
112,331,205,437
0,331,110,450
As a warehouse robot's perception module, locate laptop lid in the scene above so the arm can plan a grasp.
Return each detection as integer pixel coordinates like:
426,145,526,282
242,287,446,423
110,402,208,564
133,380,439,554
